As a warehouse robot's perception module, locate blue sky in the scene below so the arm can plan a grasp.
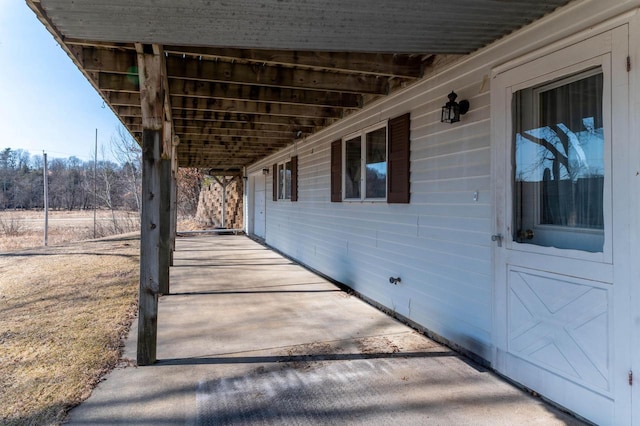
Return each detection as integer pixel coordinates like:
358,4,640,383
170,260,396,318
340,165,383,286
0,0,123,161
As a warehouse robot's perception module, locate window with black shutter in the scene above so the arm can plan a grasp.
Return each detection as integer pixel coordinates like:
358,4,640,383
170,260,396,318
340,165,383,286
329,114,409,203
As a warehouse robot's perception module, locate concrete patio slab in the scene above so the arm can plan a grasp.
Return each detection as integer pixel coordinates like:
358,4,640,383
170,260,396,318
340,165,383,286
66,234,583,425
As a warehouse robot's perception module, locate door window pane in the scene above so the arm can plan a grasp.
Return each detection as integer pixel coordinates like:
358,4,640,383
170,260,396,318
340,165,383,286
345,136,361,199
513,69,604,252
365,127,387,198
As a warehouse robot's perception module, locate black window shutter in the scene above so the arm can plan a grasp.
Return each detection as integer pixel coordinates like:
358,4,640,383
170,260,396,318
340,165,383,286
272,163,278,202
330,140,342,202
291,155,298,202
387,113,410,204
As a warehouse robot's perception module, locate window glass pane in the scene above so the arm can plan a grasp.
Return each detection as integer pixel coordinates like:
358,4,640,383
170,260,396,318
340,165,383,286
278,164,284,199
285,161,292,199
345,136,361,199
513,70,604,252
365,127,387,198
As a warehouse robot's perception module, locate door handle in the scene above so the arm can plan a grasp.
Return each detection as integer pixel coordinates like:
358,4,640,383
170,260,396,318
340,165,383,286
491,234,503,247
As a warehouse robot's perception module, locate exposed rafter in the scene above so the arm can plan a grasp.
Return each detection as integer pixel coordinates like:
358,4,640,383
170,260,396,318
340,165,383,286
47,35,432,170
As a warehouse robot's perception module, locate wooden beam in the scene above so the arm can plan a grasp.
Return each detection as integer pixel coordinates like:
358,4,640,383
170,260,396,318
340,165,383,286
178,141,285,153
75,45,424,79
178,143,285,153
163,46,425,78
65,39,136,50
174,119,318,133
169,79,362,108
173,111,331,128
180,157,255,169
116,105,142,117
137,45,164,130
105,91,141,106
178,128,305,139
87,49,387,97
98,72,140,92
165,56,389,95
178,154,282,164
120,111,337,130
178,155,276,165
161,50,173,159
121,116,143,129
171,96,345,119
73,46,138,74
179,136,291,145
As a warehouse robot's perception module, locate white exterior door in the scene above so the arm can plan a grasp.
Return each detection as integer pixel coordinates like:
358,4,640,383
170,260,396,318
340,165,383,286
251,173,266,239
491,27,631,425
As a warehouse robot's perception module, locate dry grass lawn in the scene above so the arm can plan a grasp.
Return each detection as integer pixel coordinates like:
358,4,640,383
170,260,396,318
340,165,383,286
0,234,140,425
0,210,139,252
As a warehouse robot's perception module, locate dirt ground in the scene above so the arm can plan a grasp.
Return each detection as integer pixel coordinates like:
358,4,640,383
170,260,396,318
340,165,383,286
0,233,140,425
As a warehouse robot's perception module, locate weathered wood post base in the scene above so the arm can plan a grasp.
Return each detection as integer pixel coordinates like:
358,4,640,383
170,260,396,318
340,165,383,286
137,129,161,366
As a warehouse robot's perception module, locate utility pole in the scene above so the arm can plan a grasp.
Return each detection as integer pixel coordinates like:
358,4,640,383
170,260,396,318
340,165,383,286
43,151,48,246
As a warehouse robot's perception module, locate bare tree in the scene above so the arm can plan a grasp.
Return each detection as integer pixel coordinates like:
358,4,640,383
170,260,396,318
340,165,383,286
110,126,142,213
177,168,203,217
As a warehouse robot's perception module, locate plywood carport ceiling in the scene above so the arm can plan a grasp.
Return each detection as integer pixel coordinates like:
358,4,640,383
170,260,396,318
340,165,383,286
27,0,571,171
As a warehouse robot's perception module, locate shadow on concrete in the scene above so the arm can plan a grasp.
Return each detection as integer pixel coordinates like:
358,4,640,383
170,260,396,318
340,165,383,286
171,262,296,267
156,350,456,366
166,289,341,296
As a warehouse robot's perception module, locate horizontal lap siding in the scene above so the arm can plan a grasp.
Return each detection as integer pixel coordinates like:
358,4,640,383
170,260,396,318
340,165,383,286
253,61,493,359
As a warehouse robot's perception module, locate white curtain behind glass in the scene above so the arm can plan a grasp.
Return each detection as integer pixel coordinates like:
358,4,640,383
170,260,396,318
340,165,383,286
513,69,604,252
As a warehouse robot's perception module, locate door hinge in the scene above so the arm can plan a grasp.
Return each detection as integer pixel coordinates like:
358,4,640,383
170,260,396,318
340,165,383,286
629,370,633,386
627,56,631,72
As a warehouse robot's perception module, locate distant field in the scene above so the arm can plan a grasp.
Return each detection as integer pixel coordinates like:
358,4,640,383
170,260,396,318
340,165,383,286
0,210,139,251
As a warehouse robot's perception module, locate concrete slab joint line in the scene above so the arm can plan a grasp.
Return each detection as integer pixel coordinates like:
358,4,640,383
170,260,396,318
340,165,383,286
67,234,584,426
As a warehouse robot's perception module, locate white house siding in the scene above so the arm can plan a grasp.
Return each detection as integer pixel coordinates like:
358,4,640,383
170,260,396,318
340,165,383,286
256,70,494,359
249,0,640,366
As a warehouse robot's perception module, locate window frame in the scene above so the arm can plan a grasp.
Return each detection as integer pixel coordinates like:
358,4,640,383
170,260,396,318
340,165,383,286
502,54,613,263
276,159,293,201
513,67,606,253
341,121,388,202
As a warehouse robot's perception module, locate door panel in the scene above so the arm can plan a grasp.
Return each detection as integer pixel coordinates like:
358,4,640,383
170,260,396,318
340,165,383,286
508,267,610,392
491,26,630,425
252,173,266,239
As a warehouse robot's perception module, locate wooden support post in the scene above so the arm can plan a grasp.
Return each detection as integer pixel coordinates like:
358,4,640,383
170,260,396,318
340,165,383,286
137,129,161,366
158,159,171,294
136,43,165,366
169,137,179,267
169,169,177,266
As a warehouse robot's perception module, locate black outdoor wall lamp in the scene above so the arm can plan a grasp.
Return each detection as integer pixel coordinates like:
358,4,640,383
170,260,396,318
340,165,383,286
440,91,470,124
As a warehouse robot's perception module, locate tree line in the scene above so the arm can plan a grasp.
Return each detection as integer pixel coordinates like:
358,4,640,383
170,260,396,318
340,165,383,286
1,127,203,216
